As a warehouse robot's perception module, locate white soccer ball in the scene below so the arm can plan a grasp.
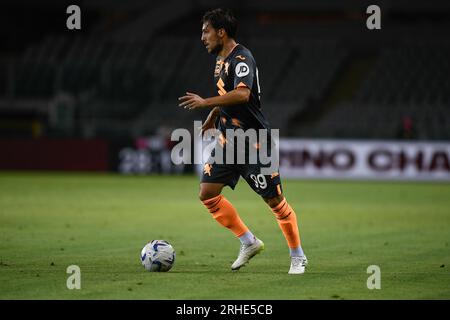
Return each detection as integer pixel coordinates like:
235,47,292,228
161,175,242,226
140,240,175,272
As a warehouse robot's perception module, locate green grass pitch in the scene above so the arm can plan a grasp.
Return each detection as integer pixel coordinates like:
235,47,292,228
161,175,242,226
0,172,449,299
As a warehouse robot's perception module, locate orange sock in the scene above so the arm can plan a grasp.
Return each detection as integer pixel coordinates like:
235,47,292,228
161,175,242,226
271,198,301,249
202,195,249,237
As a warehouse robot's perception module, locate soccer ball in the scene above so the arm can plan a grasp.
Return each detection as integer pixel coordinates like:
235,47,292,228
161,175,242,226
140,240,175,272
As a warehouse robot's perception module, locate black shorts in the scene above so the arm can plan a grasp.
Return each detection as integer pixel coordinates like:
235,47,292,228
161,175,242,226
200,140,283,199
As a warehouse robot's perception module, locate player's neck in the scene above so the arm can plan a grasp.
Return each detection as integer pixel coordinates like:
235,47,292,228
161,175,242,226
218,39,238,61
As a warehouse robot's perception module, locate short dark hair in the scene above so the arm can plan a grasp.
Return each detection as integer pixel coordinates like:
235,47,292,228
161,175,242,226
202,8,237,39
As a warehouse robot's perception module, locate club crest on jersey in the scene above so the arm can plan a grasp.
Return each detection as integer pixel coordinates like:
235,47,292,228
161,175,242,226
224,62,230,75
235,62,249,77
214,60,224,77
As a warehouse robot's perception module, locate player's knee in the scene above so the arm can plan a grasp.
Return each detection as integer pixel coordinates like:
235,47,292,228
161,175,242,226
264,194,284,208
199,192,210,202
199,183,224,202
199,189,220,202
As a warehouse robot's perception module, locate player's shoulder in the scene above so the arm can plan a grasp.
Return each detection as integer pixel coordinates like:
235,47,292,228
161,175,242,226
231,44,255,63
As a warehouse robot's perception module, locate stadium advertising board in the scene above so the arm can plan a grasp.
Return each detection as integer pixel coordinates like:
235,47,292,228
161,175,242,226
279,139,450,181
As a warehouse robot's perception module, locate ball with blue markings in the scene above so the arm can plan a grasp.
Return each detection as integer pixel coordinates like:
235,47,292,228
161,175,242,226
140,240,175,272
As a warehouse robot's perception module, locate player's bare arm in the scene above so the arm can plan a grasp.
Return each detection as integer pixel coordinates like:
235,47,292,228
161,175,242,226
178,87,250,110
200,107,220,134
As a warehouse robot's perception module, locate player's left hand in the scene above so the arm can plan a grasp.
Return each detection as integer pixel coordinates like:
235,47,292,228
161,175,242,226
178,92,207,110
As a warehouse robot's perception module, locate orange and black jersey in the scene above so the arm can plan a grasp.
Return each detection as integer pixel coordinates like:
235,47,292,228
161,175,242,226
214,44,271,133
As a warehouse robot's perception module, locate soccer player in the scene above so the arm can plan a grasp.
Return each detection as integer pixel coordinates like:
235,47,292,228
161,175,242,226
178,8,307,274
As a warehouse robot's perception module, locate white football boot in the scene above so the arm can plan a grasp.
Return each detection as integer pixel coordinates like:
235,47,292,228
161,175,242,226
288,255,308,274
231,238,265,270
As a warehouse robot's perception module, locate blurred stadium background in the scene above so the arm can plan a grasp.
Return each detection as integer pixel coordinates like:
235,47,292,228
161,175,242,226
0,0,449,177
1,0,450,300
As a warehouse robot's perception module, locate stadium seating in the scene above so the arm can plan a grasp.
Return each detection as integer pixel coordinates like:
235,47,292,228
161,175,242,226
1,11,449,140
290,40,450,140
